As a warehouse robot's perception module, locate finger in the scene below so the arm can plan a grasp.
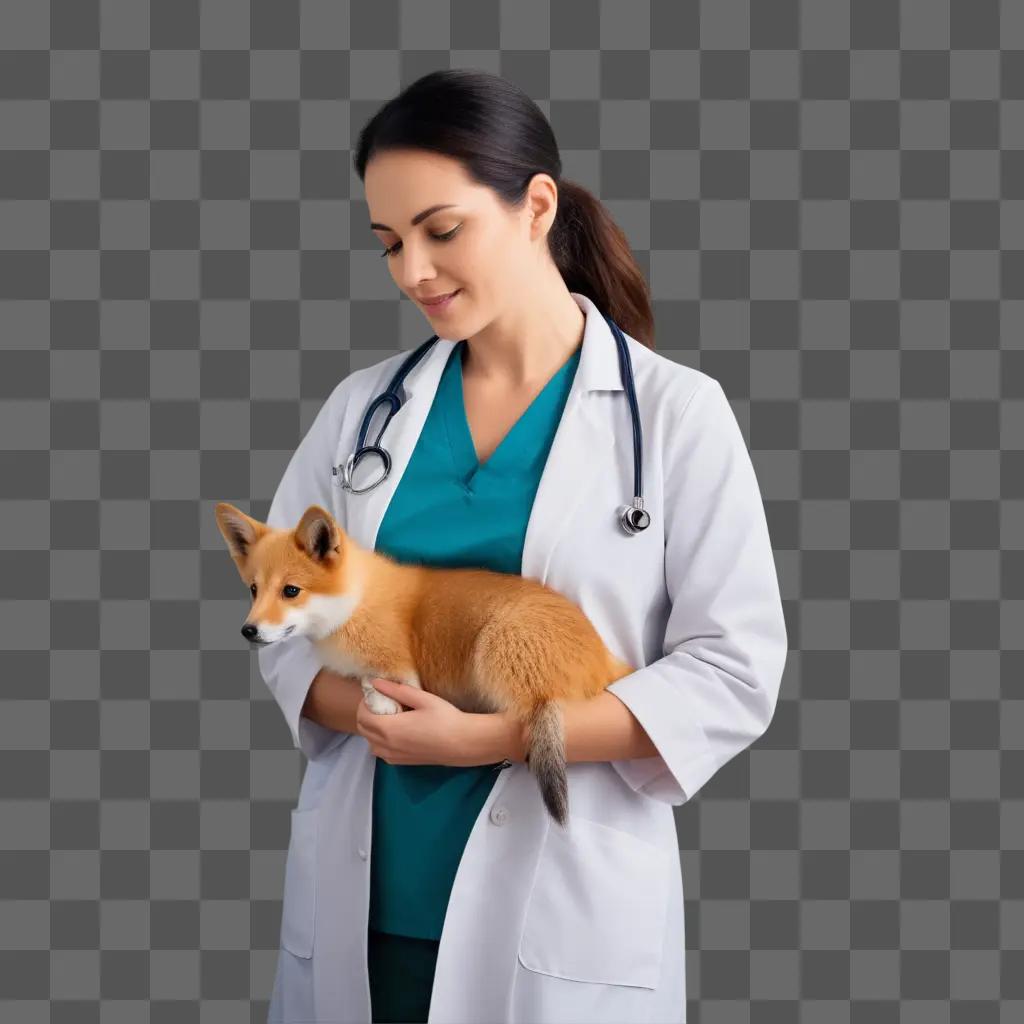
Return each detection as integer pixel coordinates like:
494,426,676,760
372,678,428,708
357,709,379,742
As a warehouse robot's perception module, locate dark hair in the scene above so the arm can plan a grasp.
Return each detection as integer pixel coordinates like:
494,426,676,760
353,69,655,350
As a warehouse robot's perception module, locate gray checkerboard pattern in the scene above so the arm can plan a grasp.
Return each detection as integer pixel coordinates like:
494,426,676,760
1,1,1021,1021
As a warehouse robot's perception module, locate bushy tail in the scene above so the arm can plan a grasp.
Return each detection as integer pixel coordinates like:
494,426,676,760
521,700,568,827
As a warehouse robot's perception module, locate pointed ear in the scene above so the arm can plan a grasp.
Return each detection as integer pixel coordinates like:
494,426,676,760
214,502,268,565
294,505,342,564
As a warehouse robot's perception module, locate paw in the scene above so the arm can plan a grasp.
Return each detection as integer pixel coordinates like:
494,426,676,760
361,679,402,715
367,691,402,715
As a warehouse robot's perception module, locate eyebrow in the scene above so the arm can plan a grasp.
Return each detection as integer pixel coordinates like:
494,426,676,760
369,204,458,233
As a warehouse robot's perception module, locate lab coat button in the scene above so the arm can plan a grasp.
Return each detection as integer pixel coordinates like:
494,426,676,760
490,806,509,825
358,847,367,859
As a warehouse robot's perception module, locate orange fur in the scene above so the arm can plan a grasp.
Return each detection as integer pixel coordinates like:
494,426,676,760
215,501,636,826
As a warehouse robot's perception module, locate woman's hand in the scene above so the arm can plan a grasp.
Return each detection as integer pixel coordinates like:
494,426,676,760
355,679,500,768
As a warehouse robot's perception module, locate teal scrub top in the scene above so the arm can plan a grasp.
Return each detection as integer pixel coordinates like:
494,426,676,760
368,336,582,941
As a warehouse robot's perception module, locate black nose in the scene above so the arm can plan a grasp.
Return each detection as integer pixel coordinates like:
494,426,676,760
241,624,259,641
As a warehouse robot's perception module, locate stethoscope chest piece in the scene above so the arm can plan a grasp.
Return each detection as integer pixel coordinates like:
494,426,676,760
335,446,392,494
618,497,650,535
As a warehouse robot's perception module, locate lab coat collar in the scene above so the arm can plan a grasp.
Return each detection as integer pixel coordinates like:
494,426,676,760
341,291,628,583
420,290,625,396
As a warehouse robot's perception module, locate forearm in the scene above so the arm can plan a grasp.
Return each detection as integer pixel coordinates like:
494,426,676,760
500,691,660,764
302,675,662,765
300,668,364,735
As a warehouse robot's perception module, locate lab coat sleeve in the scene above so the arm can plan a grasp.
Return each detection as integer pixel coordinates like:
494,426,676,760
256,378,353,763
605,378,788,804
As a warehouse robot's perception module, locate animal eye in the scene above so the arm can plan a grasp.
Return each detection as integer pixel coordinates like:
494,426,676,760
283,584,300,598
379,225,461,258
250,583,256,597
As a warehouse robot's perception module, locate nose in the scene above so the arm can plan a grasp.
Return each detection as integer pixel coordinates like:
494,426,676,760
396,243,437,291
241,623,259,641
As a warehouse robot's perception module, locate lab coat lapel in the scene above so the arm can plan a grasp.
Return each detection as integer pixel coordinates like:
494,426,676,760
519,291,626,584
344,291,625,589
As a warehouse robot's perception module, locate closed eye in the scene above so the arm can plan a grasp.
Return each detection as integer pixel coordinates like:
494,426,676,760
380,225,461,258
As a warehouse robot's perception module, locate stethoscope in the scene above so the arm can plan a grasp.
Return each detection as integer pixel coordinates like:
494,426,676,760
333,306,651,535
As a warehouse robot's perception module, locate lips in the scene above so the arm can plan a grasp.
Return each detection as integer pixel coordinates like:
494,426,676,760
420,289,461,306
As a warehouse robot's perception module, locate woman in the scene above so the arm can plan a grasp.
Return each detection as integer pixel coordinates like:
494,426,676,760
260,69,787,1023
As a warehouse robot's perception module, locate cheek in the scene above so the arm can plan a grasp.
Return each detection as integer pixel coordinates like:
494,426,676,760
453,236,483,273
461,230,515,283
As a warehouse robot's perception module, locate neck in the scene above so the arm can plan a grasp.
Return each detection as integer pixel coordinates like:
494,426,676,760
460,277,585,389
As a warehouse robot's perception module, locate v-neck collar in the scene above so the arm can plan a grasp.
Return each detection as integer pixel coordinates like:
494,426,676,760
441,339,580,491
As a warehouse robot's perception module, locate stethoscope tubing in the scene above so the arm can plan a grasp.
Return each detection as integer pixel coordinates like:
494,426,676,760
335,308,650,534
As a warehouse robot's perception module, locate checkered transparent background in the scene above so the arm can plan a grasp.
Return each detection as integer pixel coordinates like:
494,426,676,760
1,1,1022,1021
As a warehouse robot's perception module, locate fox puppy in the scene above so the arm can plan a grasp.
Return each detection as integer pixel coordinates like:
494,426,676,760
214,501,636,827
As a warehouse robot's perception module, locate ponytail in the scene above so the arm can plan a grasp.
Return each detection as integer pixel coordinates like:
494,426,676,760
549,179,655,350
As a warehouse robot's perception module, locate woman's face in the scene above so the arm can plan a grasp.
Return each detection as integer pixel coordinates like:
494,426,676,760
364,149,549,335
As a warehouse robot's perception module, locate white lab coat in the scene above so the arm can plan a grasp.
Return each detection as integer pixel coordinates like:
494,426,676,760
260,291,788,1023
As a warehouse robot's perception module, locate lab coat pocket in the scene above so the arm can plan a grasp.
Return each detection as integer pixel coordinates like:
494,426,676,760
280,807,319,959
518,815,669,990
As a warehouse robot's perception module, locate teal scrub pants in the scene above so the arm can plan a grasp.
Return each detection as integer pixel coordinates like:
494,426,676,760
368,928,440,1024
